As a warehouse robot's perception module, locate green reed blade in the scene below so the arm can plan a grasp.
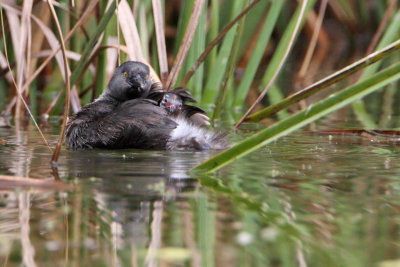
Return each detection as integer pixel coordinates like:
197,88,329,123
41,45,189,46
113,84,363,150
205,0,219,82
261,0,316,95
201,0,242,111
351,9,400,128
212,0,249,121
233,0,285,109
95,0,110,98
192,61,400,173
246,38,400,123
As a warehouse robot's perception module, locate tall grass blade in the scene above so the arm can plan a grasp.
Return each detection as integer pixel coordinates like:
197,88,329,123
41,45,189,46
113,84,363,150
28,2,49,90
351,7,400,127
118,0,160,83
2,2,82,113
193,62,400,173
234,0,314,128
5,4,23,119
174,0,193,57
180,0,262,87
0,3,52,152
364,0,398,58
152,0,168,86
15,0,32,118
212,0,250,121
245,38,400,123
138,1,152,62
5,0,99,115
118,0,143,61
233,0,285,109
165,0,206,91
201,0,243,109
205,0,219,80
95,0,110,100
297,0,328,83
116,0,121,64
4,7,21,77
361,10,400,76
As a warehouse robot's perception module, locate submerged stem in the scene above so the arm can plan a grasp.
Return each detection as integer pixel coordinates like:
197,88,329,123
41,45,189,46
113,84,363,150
47,1,71,165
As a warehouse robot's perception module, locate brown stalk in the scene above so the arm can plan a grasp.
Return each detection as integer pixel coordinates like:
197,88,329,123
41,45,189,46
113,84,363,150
367,0,398,55
0,5,52,152
2,0,98,114
47,1,71,166
354,0,398,81
23,0,33,101
0,175,75,190
179,0,261,87
118,0,144,61
294,0,328,112
49,0,90,39
152,0,168,86
28,2,50,95
117,1,161,83
15,0,33,119
116,0,121,65
234,0,310,129
165,0,206,91
296,0,328,83
301,7,330,83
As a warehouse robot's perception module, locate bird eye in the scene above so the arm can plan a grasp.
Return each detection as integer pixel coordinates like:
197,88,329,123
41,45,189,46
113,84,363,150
145,74,149,79
123,72,128,77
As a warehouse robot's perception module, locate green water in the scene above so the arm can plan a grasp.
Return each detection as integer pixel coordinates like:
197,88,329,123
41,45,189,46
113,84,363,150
1,115,400,267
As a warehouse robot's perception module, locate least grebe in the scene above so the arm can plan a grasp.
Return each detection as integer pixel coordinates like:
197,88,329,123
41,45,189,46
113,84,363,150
66,61,227,150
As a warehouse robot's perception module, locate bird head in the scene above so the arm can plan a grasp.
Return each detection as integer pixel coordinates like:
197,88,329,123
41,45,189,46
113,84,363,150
106,61,152,101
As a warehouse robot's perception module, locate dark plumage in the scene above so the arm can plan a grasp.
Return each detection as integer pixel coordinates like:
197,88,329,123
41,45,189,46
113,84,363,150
66,61,227,150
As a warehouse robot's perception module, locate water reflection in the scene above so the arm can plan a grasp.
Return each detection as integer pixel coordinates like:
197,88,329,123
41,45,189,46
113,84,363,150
1,124,400,266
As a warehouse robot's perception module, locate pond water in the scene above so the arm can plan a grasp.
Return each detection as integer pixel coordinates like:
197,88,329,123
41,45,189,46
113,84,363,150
1,114,400,267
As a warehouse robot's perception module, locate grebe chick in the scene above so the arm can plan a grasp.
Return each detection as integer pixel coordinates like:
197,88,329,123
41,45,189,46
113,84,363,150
66,61,227,150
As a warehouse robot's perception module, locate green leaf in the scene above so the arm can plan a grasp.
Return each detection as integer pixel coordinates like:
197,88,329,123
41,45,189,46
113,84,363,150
246,39,400,122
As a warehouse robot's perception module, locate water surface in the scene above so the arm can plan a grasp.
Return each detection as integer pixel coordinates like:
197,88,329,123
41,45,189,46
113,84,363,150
1,116,400,266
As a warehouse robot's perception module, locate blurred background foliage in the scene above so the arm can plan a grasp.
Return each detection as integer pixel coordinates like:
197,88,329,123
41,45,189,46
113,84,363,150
1,0,399,126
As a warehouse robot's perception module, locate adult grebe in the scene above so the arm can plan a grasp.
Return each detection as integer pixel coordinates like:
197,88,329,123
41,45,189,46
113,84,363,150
66,61,227,150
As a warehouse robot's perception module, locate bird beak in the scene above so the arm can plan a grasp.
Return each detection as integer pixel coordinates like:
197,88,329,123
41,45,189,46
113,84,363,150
164,102,175,113
132,74,144,91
